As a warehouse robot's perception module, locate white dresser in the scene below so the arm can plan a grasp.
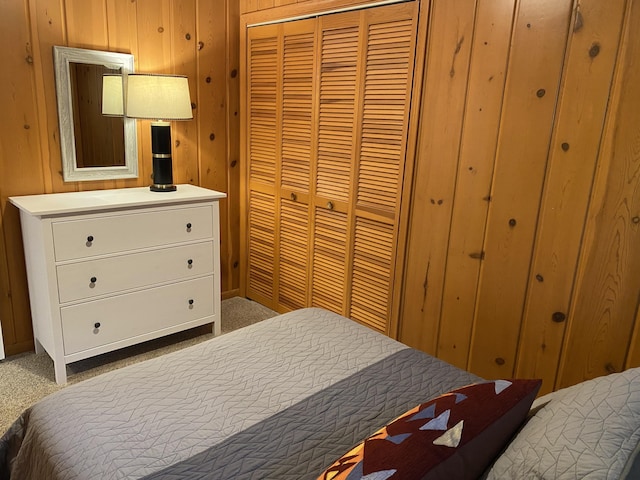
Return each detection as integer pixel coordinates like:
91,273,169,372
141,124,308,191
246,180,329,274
10,185,226,384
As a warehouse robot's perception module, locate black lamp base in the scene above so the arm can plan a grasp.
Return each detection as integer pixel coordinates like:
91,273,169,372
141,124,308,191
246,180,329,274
150,183,177,192
150,123,176,193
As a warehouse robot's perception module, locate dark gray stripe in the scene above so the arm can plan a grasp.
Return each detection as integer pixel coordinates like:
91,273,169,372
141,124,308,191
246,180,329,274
143,348,480,480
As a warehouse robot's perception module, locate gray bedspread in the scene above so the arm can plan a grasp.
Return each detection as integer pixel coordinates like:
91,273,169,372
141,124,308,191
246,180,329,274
1,308,480,479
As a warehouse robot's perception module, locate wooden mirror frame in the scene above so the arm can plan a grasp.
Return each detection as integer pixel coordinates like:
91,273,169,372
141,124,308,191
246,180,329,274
53,46,138,182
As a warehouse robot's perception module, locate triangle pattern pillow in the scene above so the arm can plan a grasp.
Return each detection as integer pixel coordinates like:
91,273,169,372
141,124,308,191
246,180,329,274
318,379,541,480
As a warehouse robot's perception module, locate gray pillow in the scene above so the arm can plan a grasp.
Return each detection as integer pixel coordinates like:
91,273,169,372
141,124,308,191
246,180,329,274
486,367,640,479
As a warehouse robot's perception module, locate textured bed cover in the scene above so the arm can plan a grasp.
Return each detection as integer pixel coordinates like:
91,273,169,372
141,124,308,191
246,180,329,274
0,308,480,479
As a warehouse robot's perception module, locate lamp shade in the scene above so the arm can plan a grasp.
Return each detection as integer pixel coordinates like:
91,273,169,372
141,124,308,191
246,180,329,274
102,74,124,116
125,74,193,120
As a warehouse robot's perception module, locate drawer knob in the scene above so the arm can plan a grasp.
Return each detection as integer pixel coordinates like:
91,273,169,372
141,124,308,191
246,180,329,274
94,322,101,329
186,222,192,232
187,259,193,268
188,299,194,308
86,235,94,246
90,276,97,284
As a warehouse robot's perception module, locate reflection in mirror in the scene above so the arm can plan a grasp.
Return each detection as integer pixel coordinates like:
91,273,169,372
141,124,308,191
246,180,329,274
53,46,138,182
70,63,124,168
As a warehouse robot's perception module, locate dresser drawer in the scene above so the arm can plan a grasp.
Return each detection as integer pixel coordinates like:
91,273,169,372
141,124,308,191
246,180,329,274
61,276,215,355
52,205,214,261
56,241,214,303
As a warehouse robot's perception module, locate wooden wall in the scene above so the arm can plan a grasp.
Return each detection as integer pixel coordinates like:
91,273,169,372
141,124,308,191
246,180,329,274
401,0,640,394
241,0,640,393
0,0,240,356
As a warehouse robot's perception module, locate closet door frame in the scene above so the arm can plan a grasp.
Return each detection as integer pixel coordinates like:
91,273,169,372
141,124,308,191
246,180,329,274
240,0,430,338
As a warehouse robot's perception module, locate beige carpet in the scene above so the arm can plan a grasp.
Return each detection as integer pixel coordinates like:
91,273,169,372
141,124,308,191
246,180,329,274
0,296,277,433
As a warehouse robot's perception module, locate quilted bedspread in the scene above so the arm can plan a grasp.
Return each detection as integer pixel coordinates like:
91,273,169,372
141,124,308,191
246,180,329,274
0,308,480,479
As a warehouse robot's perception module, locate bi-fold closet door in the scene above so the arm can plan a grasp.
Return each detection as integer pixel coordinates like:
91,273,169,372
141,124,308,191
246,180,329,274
244,2,419,334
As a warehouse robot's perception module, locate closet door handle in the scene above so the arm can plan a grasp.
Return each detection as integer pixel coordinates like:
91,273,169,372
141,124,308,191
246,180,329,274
327,201,334,210
290,192,297,201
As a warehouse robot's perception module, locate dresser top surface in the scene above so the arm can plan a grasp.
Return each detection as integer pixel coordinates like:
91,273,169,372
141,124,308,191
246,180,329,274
9,184,226,217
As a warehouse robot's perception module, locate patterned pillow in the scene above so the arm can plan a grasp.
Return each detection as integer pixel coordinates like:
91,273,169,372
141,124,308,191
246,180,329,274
318,379,541,480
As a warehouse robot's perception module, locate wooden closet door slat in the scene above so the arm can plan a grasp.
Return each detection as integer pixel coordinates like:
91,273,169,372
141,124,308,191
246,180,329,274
312,208,348,315
350,217,394,333
316,24,359,203
281,28,314,193
357,18,415,214
249,34,279,186
278,198,309,309
248,191,276,303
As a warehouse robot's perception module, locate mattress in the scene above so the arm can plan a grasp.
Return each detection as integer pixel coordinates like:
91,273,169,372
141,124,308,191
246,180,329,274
0,308,480,479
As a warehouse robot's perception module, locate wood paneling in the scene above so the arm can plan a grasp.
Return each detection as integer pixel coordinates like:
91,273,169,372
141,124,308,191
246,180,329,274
400,0,478,355
557,0,640,388
241,0,392,16
437,0,516,370
0,0,240,355
399,0,640,393
467,0,574,380
516,0,627,394
0,0,49,356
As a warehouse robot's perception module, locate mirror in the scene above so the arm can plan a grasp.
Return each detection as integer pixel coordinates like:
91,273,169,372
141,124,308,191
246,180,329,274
53,46,138,182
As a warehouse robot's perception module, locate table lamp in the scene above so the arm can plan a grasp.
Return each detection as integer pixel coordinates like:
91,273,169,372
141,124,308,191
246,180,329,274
125,74,192,192
101,74,124,116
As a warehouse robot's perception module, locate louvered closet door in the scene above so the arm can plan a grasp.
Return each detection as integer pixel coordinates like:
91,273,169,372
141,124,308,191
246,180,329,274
246,21,316,309
314,3,419,333
311,11,360,316
350,7,418,333
278,21,315,310
245,3,418,332
247,25,279,306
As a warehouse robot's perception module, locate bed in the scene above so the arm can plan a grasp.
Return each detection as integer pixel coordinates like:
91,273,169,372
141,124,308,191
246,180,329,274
2,308,640,479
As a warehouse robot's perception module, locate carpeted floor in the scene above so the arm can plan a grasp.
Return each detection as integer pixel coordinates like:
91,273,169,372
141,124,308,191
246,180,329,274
0,296,277,433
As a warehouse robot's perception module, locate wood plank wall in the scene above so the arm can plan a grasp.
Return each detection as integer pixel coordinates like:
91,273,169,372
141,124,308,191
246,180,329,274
402,0,640,393
0,0,240,356
242,0,640,393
